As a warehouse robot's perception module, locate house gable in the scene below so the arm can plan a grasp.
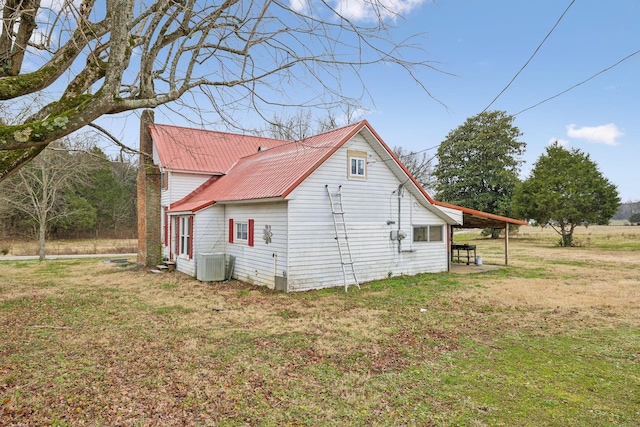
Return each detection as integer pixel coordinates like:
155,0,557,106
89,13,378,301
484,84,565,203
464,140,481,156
284,132,452,291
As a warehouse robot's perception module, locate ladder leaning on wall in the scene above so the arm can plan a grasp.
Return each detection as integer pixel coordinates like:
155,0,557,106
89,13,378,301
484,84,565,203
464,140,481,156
326,185,360,292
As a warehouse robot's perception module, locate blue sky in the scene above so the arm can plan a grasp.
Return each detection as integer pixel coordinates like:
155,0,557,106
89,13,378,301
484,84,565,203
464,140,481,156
98,0,639,202
358,0,640,202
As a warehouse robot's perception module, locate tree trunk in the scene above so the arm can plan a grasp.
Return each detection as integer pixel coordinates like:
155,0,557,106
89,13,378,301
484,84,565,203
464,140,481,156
38,183,47,261
560,223,574,247
38,220,46,261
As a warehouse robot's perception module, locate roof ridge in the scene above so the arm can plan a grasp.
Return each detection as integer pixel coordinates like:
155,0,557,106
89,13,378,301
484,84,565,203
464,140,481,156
151,123,288,144
230,121,366,163
292,120,365,143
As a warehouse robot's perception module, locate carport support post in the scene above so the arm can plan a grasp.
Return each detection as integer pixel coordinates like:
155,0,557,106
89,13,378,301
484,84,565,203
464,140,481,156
137,110,162,266
504,221,509,266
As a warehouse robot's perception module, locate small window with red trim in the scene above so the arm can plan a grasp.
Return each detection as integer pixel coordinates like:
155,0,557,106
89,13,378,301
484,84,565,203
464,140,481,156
231,219,254,246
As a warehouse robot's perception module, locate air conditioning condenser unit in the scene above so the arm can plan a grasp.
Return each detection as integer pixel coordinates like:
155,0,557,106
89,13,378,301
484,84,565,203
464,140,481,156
197,253,226,281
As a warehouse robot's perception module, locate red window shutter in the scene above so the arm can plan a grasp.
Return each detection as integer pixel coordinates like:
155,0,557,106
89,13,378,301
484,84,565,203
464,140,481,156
163,209,168,246
168,216,173,260
175,217,180,256
248,219,254,247
228,218,234,243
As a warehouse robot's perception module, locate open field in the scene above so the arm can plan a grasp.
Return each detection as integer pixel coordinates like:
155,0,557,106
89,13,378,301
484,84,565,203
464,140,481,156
1,225,639,426
0,239,137,257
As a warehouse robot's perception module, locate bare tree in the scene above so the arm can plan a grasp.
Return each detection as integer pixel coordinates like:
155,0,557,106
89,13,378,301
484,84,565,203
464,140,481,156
262,106,365,140
393,146,436,194
0,138,94,260
263,110,317,141
1,0,442,181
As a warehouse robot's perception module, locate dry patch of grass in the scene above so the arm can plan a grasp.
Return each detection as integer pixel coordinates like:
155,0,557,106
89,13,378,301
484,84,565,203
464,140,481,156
0,239,137,256
454,225,640,328
1,226,639,426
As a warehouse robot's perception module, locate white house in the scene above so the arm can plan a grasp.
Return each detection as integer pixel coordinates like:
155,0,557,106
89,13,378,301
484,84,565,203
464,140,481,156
150,120,518,292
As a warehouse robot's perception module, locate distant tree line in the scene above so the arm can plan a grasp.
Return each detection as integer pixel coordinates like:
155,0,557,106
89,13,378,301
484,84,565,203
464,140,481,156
0,137,137,250
613,201,640,221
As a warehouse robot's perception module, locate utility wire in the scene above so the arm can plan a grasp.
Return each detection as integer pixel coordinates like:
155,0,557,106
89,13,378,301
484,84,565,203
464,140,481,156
482,0,576,113
399,143,440,155
514,48,640,116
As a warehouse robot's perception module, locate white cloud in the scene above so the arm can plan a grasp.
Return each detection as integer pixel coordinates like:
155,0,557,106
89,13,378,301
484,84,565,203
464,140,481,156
549,137,568,147
334,0,428,21
566,123,624,146
289,0,310,13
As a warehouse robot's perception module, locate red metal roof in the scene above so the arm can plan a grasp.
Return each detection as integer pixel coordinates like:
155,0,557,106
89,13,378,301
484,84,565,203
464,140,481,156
169,122,363,212
150,124,286,173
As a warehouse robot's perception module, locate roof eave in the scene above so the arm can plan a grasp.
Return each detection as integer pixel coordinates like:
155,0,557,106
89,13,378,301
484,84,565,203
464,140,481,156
168,200,217,214
433,200,529,228
216,196,286,205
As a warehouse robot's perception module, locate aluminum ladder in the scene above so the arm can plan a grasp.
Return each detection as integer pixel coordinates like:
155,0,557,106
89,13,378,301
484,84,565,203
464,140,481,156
326,185,360,291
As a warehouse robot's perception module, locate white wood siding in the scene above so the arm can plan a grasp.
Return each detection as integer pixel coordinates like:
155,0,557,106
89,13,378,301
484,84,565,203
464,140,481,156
175,253,196,277
161,171,210,207
194,205,226,256
161,171,212,257
224,202,288,289
286,134,448,291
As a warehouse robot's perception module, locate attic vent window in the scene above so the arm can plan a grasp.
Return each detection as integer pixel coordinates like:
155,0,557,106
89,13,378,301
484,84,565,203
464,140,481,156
347,149,367,180
257,146,268,152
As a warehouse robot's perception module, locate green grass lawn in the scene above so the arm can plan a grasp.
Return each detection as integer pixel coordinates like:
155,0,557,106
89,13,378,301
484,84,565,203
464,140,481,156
1,228,639,426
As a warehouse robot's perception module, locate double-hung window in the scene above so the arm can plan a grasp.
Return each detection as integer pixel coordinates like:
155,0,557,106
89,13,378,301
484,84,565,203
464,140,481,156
180,216,192,256
235,222,248,241
174,215,194,258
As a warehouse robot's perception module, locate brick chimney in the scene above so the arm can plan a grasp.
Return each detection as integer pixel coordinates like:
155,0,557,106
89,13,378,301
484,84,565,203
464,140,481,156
137,110,162,266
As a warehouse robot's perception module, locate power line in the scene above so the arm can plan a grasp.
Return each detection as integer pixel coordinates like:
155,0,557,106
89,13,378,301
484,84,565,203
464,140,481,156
482,0,576,113
514,48,640,116
402,143,440,155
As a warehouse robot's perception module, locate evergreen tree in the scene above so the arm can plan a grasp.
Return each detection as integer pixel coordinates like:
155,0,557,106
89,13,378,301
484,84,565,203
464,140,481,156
434,110,525,237
513,142,620,246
